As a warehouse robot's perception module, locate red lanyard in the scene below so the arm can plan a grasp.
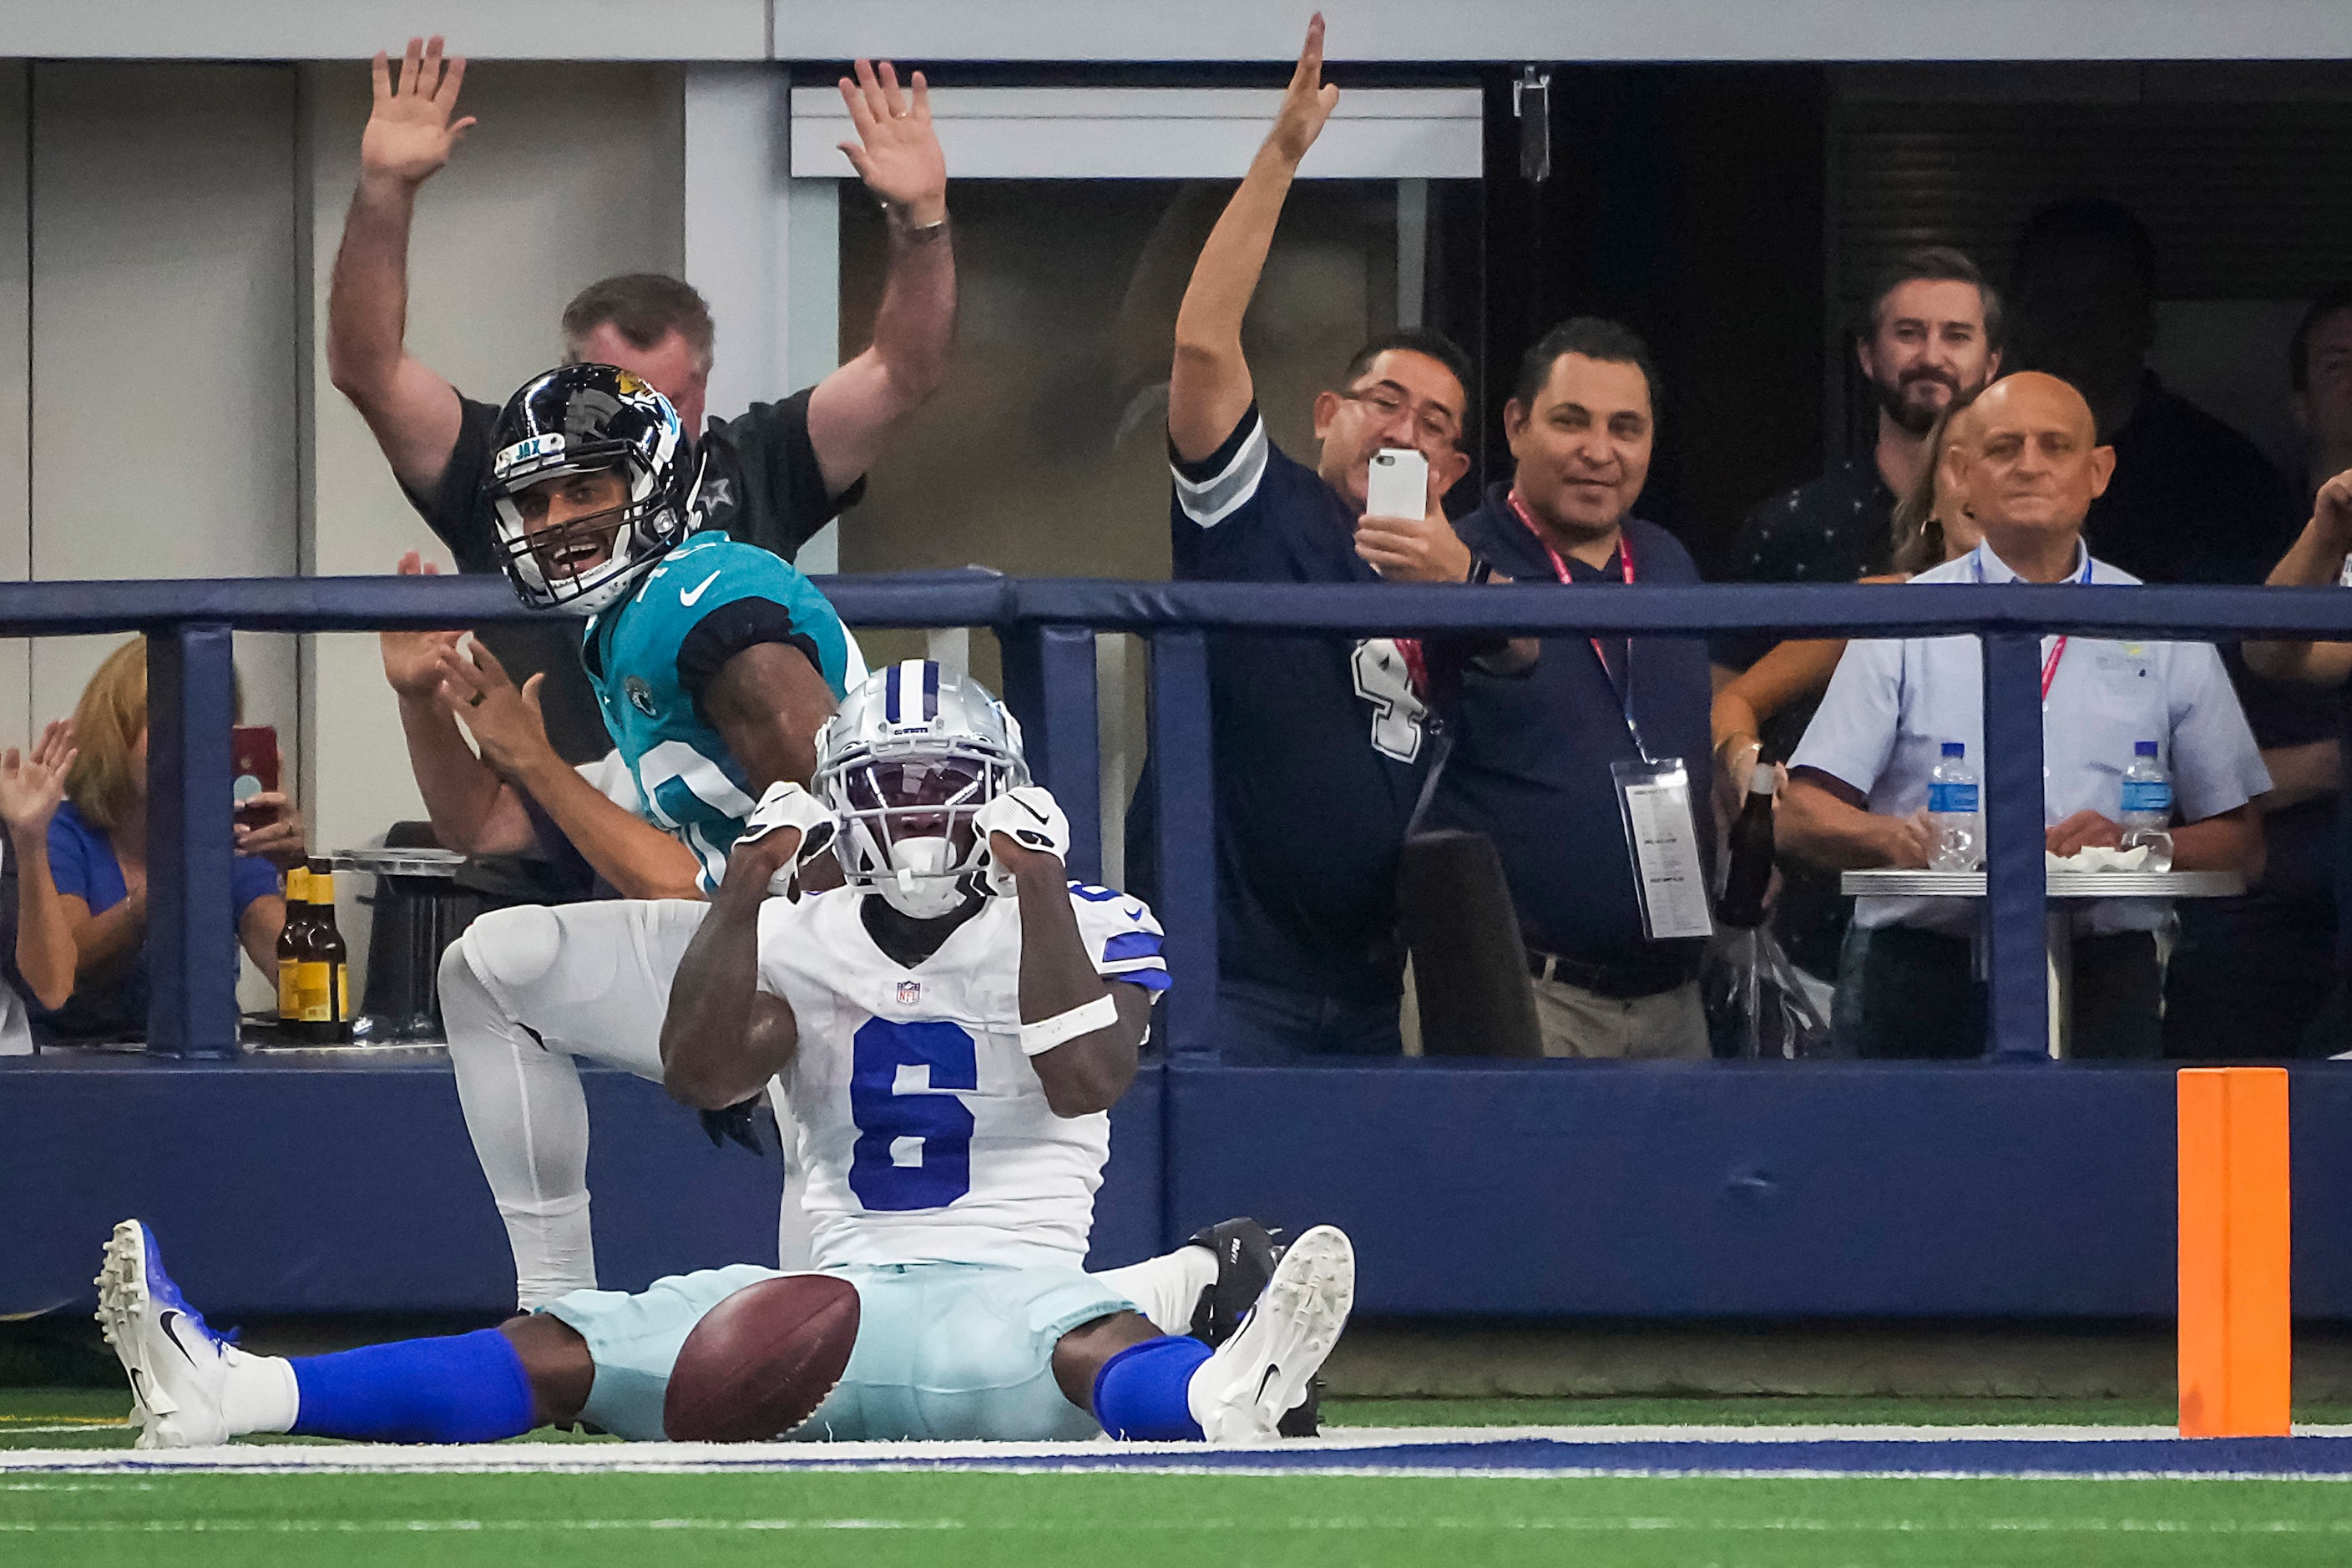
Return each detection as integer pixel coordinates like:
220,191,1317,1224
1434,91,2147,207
1505,490,1651,760
2041,637,2068,702
1970,545,2093,701
1507,489,1633,677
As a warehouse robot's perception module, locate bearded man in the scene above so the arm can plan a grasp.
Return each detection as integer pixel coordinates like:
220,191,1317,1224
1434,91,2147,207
1714,246,2003,675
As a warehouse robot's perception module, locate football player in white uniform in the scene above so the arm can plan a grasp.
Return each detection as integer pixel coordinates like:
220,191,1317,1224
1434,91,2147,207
94,665,1353,1448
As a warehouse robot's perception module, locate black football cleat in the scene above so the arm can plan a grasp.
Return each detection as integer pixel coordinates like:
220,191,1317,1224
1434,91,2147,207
1185,1216,1324,1436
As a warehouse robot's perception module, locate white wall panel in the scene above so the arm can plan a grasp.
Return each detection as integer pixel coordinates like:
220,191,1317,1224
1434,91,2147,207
0,66,28,752
29,63,301,762
789,87,1481,180
774,0,2352,63
685,65,794,428
29,63,301,1009
5,2,766,62
783,177,840,574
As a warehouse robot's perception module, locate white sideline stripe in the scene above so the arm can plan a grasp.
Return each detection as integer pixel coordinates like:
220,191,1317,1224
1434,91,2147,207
6,1424,2352,1480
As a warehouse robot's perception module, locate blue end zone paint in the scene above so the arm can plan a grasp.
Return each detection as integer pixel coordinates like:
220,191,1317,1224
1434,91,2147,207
10,1430,2352,1480
786,1434,2352,1480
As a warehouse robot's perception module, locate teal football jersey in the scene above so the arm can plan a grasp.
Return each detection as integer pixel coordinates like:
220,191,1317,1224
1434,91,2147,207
583,537,853,892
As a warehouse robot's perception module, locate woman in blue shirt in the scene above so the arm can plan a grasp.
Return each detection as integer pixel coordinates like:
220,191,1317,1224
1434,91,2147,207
36,638,304,1044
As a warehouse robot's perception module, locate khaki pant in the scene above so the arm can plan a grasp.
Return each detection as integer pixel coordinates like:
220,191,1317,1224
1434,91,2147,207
1532,975,1708,1060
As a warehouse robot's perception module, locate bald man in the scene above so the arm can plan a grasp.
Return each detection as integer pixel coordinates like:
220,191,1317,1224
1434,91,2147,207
1778,372,2269,1059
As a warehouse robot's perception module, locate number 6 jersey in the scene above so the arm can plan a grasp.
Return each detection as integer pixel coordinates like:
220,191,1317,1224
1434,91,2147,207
757,883,1171,1271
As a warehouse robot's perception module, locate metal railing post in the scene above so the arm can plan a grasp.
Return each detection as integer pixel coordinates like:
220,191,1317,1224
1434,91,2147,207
145,621,241,1059
1003,622,1104,884
1150,629,1218,1060
1981,631,2050,1060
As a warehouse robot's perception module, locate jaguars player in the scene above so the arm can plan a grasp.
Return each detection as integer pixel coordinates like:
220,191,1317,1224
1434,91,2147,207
94,666,1354,1449
423,362,853,1308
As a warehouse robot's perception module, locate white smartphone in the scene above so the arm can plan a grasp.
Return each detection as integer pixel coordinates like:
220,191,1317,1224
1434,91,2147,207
1364,447,1429,520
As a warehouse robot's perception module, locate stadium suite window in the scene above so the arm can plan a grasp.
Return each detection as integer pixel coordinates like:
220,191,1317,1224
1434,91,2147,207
834,178,1451,660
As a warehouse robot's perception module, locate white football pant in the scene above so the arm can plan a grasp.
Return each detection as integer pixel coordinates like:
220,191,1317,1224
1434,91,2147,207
440,898,809,1308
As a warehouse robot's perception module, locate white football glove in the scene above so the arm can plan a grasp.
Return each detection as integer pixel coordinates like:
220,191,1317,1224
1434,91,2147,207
733,781,837,896
976,784,1070,894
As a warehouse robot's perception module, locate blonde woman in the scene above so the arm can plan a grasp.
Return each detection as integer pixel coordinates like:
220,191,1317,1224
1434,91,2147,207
35,639,303,1043
1712,398,1986,808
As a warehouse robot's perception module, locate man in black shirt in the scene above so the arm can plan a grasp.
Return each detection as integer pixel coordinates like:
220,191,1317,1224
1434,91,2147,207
1717,246,2001,670
326,38,955,758
2007,197,2299,586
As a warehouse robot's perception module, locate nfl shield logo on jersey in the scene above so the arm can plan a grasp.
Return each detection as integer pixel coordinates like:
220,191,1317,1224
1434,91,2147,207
896,980,921,1006
624,675,658,717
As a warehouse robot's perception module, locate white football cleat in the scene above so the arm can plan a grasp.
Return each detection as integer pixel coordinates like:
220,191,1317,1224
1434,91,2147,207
94,1219,236,1449
1190,1223,1353,1444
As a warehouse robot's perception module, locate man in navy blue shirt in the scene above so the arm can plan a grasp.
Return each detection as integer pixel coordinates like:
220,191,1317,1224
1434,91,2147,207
1143,17,1479,1060
1434,319,1716,1058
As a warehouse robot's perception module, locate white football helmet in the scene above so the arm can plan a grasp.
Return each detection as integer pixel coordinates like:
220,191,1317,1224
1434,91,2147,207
814,660,1029,918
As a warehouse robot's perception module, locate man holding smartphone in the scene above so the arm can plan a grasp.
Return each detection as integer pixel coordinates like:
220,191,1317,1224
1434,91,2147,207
1151,15,1478,1060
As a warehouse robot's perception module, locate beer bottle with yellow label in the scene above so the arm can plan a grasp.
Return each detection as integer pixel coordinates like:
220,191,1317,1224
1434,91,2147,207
276,866,311,1030
300,857,352,1044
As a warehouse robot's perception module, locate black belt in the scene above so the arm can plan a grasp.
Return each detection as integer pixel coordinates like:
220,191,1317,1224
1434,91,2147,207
1525,946,1689,1000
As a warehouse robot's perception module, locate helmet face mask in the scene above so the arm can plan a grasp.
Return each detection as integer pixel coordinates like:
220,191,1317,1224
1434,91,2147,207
817,662,1030,919
503,467,630,592
488,366,702,615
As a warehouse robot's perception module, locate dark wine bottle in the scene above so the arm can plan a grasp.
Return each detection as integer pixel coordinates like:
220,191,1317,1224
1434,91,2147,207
1717,767,1776,928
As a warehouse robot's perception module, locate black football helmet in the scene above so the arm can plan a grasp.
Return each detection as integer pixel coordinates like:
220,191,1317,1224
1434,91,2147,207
486,364,702,613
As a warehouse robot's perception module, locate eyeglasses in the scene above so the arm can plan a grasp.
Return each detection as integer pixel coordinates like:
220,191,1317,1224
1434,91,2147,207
1336,382,1463,446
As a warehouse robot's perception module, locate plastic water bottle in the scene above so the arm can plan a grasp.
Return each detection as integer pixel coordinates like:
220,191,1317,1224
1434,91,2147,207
2119,740,2175,873
1926,741,1980,871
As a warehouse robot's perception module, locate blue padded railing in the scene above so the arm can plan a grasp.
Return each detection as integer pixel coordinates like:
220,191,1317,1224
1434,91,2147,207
13,570,2351,1062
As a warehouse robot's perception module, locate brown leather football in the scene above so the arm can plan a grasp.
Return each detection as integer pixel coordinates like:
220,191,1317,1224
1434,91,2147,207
661,1273,860,1442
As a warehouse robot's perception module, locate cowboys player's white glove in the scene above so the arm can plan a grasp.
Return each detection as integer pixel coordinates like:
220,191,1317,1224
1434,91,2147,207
976,784,1070,895
736,781,837,896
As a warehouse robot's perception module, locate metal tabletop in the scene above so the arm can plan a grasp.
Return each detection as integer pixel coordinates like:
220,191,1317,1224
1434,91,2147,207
1840,869,2245,899
330,847,466,880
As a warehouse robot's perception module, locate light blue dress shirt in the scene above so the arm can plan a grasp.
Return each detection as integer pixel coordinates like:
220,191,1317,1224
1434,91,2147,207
1791,540,2271,937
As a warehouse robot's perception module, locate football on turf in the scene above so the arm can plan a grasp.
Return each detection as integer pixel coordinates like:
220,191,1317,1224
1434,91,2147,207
662,1273,860,1442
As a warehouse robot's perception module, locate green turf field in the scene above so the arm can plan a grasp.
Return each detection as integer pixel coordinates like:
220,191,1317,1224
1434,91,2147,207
7,1469,2350,1568
8,1388,2349,1567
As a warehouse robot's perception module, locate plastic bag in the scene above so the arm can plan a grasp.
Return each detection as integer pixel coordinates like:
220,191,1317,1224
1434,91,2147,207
1702,924,1833,1060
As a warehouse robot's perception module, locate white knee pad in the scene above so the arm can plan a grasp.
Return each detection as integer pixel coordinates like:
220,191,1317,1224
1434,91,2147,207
451,904,566,995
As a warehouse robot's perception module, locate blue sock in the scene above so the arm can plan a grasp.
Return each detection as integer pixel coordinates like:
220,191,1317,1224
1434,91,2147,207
290,1328,536,1444
1091,1334,1211,1441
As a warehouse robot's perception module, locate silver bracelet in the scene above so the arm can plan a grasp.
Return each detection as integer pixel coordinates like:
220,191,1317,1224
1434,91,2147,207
1019,993,1119,1057
883,202,951,244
